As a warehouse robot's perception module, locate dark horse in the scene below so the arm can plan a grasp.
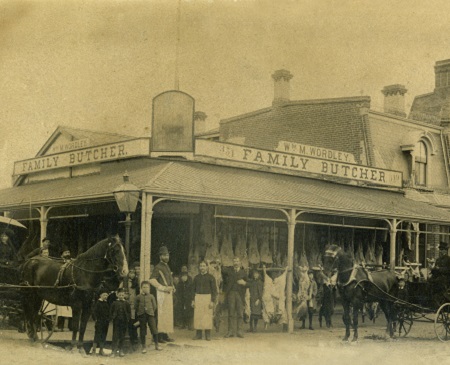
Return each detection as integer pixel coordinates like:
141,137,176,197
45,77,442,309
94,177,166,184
323,244,398,342
20,235,128,351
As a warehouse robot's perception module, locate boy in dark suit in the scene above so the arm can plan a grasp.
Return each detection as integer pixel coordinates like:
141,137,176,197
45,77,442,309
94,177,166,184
110,288,131,357
91,289,110,356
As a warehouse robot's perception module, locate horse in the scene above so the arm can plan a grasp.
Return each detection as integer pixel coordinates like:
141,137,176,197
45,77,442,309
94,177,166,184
20,235,128,352
323,244,398,342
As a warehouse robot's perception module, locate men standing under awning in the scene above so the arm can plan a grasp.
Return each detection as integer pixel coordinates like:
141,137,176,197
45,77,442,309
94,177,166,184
149,246,175,343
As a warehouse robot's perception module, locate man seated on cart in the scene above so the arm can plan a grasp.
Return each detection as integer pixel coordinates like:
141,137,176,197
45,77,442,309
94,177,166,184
433,242,450,275
0,229,17,265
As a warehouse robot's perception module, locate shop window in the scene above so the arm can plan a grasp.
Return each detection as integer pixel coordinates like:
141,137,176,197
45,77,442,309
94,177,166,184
414,141,427,186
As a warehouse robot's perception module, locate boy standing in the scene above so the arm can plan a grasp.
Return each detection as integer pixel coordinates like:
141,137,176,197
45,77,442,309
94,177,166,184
177,271,194,330
91,289,110,356
247,269,263,332
192,261,218,341
135,281,161,353
110,288,131,357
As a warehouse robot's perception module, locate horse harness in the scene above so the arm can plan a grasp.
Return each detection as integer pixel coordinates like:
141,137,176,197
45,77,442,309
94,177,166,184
325,248,374,288
52,241,121,289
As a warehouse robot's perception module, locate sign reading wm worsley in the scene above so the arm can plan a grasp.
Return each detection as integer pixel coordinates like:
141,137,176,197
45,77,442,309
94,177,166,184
14,138,150,176
195,140,403,188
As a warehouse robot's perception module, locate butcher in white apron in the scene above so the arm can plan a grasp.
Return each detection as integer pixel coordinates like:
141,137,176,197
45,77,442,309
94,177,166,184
149,246,175,343
192,261,218,341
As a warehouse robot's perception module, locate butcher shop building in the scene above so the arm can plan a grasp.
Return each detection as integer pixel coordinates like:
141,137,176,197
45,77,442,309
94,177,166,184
2,61,450,333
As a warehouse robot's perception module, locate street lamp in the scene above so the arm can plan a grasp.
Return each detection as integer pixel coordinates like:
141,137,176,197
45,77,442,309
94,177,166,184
113,171,140,261
113,172,140,353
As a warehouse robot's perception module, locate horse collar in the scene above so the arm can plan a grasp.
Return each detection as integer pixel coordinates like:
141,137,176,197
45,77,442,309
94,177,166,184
338,265,358,287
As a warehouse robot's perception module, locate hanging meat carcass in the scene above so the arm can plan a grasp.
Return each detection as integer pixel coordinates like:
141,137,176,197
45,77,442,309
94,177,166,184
262,269,288,325
220,231,234,267
205,235,221,264
235,230,249,270
248,233,260,266
299,251,309,271
274,249,282,267
188,243,200,278
355,242,365,266
200,205,214,259
307,236,321,268
375,243,383,266
364,241,376,265
208,260,222,294
260,232,273,265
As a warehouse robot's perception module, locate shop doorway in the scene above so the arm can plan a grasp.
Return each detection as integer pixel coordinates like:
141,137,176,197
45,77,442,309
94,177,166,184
151,217,191,274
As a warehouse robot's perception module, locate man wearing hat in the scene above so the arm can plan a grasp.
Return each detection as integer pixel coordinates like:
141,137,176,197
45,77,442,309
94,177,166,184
435,242,450,273
149,245,175,343
0,228,16,265
25,237,52,260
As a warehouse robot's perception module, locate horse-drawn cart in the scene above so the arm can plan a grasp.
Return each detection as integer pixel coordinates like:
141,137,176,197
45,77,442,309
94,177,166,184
324,244,450,342
0,235,128,353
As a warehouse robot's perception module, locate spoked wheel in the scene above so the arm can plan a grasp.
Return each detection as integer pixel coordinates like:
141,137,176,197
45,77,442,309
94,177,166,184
38,301,56,343
434,303,450,342
397,309,413,337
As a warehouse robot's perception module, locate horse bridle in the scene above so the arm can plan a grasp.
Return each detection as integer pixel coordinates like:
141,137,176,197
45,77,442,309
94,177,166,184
324,248,340,273
104,240,122,273
72,239,122,274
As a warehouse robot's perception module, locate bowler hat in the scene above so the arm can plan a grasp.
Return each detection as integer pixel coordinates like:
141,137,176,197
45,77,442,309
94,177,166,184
159,246,169,255
439,242,448,250
99,288,109,295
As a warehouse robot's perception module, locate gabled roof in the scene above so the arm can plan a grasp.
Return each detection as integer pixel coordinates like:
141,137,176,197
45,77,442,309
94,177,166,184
36,125,137,157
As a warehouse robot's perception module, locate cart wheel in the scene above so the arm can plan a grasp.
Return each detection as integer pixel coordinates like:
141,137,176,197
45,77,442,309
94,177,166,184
434,303,450,342
397,309,413,337
39,301,56,343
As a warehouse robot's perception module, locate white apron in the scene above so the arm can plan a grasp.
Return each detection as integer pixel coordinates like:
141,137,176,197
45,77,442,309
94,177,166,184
193,294,213,330
157,290,174,333
56,305,72,318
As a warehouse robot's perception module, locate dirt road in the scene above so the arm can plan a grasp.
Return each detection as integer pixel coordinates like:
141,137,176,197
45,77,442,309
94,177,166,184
1,317,449,365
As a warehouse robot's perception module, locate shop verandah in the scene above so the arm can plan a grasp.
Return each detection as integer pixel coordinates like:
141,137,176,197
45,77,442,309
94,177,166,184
1,158,450,333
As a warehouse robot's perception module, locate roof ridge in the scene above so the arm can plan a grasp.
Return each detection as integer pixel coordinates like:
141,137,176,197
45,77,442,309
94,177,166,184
57,125,137,139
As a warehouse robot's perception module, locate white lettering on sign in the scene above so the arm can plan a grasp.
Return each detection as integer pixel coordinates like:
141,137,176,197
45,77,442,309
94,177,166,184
14,138,150,175
195,140,402,188
276,141,356,163
50,138,91,154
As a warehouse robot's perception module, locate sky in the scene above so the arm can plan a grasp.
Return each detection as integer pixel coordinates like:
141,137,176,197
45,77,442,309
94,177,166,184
1,0,450,188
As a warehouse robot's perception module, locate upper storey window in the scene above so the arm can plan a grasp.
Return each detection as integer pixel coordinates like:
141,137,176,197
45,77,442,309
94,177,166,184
414,141,427,186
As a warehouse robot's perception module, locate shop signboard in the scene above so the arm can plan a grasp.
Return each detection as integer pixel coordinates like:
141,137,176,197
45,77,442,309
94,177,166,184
152,90,195,152
14,138,150,176
195,139,403,188
276,140,357,164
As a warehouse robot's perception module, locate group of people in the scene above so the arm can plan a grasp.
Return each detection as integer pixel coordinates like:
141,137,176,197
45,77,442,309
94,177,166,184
89,245,221,357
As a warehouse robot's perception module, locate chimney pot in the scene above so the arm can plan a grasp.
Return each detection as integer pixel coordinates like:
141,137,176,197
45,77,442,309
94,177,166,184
381,84,407,117
194,111,208,134
272,69,293,106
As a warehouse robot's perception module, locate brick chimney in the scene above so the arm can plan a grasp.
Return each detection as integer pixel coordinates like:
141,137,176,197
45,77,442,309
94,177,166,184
272,69,293,106
381,84,407,117
194,111,208,135
435,59,450,92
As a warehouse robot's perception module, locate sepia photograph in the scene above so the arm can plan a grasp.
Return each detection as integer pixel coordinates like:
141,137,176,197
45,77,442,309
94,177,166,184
1,1,450,364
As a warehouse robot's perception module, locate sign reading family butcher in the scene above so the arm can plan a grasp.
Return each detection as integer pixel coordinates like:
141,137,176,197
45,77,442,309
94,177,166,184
195,140,403,188
14,138,150,176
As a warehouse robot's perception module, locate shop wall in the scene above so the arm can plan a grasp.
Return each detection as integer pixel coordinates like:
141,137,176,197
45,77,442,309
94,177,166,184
369,114,448,189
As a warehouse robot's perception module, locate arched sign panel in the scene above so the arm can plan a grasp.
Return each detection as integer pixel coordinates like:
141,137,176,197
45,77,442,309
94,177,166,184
152,90,195,152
